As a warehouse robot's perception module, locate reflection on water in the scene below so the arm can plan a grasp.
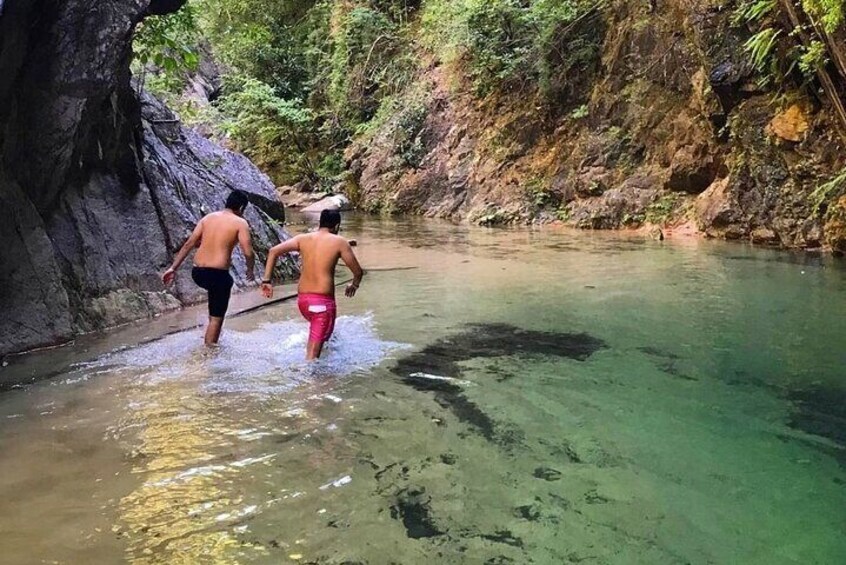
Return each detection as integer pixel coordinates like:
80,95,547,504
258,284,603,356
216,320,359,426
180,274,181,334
0,215,844,564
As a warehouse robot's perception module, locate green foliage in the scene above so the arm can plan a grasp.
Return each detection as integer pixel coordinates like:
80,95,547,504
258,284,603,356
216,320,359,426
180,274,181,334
798,40,828,77
802,0,844,33
419,0,601,106
198,0,318,99
732,0,777,25
185,0,420,184
216,76,317,183
734,0,844,89
645,193,681,225
327,6,409,126
133,4,200,91
744,27,782,76
570,104,589,119
810,168,846,215
524,177,556,209
464,0,533,94
393,98,429,168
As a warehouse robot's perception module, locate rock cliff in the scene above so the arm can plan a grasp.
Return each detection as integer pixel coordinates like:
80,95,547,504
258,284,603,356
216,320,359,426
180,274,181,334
0,0,294,355
347,0,846,251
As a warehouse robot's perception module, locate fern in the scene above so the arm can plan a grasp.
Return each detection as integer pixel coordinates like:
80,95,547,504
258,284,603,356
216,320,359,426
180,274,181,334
810,169,846,215
733,0,778,26
744,27,782,73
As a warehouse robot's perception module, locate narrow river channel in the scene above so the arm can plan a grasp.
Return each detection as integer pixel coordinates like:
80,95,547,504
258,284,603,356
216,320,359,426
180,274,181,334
1,215,844,564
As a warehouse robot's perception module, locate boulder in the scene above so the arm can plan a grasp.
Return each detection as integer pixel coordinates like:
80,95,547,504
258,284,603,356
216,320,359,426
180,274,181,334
302,194,352,213
0,0,297,355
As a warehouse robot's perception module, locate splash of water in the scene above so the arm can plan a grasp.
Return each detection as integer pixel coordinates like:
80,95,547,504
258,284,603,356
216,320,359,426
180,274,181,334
85,313,407,396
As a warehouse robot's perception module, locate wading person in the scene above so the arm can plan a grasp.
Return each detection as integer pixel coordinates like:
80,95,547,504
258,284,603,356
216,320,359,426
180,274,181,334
260,209,364,360
162,190,256,346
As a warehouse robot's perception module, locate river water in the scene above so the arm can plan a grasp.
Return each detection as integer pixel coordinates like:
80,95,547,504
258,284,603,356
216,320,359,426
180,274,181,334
0,215,844,564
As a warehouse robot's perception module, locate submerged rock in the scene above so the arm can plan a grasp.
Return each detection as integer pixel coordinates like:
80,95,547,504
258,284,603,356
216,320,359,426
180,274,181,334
390,487,443,539
393,323,606,449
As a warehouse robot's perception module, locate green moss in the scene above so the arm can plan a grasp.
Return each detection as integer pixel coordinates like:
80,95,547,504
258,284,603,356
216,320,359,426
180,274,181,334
645,193,682,225
524,177,557,209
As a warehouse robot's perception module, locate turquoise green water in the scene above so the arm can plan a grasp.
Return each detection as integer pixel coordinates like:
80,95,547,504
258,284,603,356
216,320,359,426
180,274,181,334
0,215,844,564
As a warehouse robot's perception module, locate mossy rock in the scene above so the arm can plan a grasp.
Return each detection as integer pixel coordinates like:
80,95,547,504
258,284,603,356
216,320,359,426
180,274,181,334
823,196,846,254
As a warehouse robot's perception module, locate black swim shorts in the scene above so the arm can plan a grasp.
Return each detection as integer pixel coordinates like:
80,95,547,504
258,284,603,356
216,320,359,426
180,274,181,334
191,267,234,318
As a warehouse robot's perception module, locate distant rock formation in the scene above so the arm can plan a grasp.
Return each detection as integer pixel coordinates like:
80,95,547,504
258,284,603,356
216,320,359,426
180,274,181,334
0,0,295,355
346,0,845,250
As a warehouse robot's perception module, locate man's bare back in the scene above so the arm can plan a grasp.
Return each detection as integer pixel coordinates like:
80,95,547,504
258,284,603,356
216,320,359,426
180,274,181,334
193,211,252,270
161,191,256,345
261,210,363,359
295,231,356,295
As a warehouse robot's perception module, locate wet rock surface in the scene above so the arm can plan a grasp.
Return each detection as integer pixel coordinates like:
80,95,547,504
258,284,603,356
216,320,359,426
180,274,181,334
0,0,296,355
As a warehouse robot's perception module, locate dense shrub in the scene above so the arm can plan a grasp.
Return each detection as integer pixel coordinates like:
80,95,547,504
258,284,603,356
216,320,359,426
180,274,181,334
420,0,602,108
133,0,609,185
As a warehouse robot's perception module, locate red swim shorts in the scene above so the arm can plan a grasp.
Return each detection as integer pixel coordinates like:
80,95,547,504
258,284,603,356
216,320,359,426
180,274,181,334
297,293,337,344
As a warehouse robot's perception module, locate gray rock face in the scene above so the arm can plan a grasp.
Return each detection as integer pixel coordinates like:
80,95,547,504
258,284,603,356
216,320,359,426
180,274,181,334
0,0,296,355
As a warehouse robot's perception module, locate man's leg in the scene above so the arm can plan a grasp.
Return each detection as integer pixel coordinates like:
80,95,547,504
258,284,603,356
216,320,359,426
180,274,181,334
305,339,324,360
205,272,232,346
205,316,224,345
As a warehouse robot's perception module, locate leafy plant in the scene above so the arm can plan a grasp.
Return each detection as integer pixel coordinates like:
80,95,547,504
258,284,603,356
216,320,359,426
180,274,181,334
524,177,556,208
133,4,200,90
393,98,429,168
216,76,317,183
802,0,844,33
645,193,681,225
570,104,589,119
809,168,846,214
798,40,828,77
732,0,777,25
744,28,782,75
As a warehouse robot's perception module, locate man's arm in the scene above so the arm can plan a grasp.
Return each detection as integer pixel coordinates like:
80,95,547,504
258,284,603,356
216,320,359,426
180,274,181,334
260,236,300,298
162,219,204,286
339,240,364,297
238,220,256,282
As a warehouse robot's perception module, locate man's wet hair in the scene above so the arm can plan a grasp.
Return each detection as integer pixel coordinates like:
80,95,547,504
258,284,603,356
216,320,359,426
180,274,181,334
225,190,249,212
319,209,341,229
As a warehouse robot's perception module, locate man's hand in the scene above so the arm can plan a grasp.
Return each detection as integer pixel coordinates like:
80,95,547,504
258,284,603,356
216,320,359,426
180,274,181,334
260,282,274,299
345,283,358,298
162,267,176,286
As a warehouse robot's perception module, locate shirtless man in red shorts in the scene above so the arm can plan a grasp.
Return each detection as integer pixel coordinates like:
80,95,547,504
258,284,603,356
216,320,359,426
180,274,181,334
260,209,364,360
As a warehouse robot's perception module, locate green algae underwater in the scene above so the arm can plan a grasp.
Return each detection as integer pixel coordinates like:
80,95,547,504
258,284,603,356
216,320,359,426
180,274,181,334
0,215,844,564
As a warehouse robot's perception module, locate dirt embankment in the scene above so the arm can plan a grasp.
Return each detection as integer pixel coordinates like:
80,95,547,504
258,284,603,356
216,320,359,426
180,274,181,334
345,0,846,251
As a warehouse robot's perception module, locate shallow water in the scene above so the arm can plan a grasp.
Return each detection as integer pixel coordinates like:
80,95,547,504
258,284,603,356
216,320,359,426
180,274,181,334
0,215,844,564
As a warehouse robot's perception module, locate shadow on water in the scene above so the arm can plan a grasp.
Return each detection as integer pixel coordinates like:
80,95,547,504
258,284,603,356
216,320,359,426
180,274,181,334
787,386,846,467
390,323,606,450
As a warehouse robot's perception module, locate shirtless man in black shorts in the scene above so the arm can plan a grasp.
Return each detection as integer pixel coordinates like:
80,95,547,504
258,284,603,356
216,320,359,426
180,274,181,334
162,190,256,345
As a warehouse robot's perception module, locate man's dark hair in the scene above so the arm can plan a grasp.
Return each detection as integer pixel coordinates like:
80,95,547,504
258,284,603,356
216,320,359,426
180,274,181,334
225,190,249,212
319,209,341,229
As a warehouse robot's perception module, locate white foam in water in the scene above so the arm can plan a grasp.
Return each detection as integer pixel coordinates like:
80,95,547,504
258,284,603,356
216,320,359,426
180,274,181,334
319,474,352,490
86,313,407,396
